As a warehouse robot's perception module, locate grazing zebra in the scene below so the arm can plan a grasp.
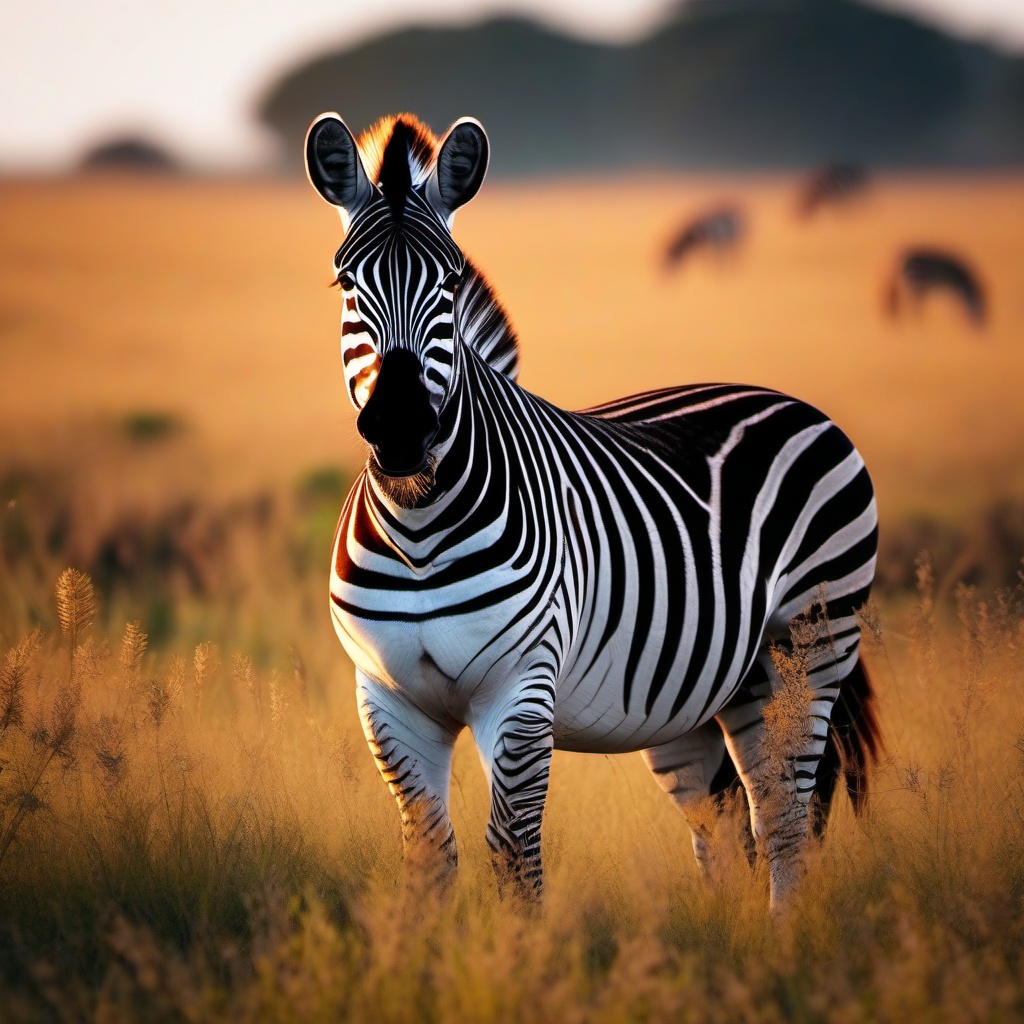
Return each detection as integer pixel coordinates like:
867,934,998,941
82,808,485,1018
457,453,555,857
796,162,869,218
663,205,745,270
305,112,880,911
885,247,986,328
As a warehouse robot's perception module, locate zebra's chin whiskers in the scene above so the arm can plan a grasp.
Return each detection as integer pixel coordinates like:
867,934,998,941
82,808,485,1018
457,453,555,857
367,453,437,508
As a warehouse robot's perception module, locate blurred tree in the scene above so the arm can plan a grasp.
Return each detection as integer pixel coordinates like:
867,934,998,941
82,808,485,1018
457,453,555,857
256,0,1024,175
79,136,180,174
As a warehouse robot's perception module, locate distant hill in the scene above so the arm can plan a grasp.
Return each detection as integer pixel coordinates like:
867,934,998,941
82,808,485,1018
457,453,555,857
257,0,1024,175
79,136,181,174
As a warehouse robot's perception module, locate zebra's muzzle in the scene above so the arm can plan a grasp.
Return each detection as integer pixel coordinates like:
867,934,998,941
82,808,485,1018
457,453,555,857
356,348,439,477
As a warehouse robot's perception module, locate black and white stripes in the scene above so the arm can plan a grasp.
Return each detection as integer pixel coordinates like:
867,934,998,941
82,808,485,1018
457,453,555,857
305,113,880,910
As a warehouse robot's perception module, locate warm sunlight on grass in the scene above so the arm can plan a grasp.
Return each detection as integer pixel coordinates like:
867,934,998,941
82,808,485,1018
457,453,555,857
1,564,1022,1021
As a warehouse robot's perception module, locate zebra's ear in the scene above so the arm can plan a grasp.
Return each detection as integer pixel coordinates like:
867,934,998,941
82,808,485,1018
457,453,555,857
426,117,489,224
305,113,375,220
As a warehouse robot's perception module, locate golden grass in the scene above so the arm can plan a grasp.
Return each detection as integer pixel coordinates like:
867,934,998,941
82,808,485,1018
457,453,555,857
0,568,1022,1021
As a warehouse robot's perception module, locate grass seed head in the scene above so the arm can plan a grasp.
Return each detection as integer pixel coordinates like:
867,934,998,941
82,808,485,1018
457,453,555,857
193,642,219,709
913,550,937,677
1,629,42,736
55,568,96,648
232,651,258,698
269,670,288,736
289,643,309,707
147,677,171,729
856,597,886,650
48,683,82,767
120,621,148,686
167,654,186,708
73,636,109,687
764,641,814,767
93,714,126,785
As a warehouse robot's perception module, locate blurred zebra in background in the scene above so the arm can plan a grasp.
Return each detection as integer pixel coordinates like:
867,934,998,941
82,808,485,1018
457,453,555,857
797,162,869,218
663,204,745,269
884,247,987,328
305,111,881,912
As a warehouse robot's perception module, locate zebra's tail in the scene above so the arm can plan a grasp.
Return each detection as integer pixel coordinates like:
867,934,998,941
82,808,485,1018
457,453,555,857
811,657,882,836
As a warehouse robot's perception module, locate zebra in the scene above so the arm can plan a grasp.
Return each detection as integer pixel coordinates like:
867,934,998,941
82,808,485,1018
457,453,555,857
796,162,869,219
884,247,986,328
663,205,745,270
305,112,881,911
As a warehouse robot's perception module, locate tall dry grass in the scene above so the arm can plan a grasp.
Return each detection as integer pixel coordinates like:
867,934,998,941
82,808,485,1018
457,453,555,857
0,552,1022,1022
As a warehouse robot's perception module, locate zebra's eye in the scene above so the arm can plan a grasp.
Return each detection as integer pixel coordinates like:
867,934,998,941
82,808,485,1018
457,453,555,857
337,272,356,291
442,272,460,293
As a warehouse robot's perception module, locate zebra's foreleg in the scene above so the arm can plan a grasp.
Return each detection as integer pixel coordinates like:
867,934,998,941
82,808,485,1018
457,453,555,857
356,673,462,892
476,685,555,904
642,723,748,880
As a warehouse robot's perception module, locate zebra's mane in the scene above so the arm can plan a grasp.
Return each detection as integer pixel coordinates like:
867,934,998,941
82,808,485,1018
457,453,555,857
357,114,520,380
457,259,519,380
357,114,435,216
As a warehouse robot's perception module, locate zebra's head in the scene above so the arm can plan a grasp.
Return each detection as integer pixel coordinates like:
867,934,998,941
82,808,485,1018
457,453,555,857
305,112,489,501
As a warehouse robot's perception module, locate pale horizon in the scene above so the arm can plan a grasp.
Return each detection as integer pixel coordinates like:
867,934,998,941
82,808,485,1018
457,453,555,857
3,0,1024,173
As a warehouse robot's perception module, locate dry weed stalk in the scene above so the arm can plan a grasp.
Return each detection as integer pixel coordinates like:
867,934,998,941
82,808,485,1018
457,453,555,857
268,671,288,738
856,595,900,705
764,644,815,768
856,597,886,653
306,719,361,784
683,792,733,850
912,551,936,681
232,651,261,723
147,677,172,729
992,563,1024,653
167,653,186,709
73,636,109,688
956,583,986,674
193,642,219,713
0,633,84,867
120,621,148,694
35,682,81,769
93,713,127,786
763,602,828,771
289,643,309,709
952,584,997,770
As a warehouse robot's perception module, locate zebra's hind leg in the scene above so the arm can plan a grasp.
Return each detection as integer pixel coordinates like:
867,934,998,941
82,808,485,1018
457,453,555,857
716,635,847,913
356,672,462,893
643,723,751,881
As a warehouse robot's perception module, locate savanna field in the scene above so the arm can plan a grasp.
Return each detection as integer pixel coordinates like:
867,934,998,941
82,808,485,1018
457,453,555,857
1,173,1024,1021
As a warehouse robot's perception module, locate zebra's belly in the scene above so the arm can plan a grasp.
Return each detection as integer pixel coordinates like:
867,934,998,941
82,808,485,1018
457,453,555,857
550,644,751,754
550,688,733,755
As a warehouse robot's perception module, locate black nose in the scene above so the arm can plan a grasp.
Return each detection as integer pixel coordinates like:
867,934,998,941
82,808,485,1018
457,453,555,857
356,348,439,475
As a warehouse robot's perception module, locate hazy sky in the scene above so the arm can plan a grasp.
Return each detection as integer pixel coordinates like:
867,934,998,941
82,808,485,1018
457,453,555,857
3,0,1024,171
